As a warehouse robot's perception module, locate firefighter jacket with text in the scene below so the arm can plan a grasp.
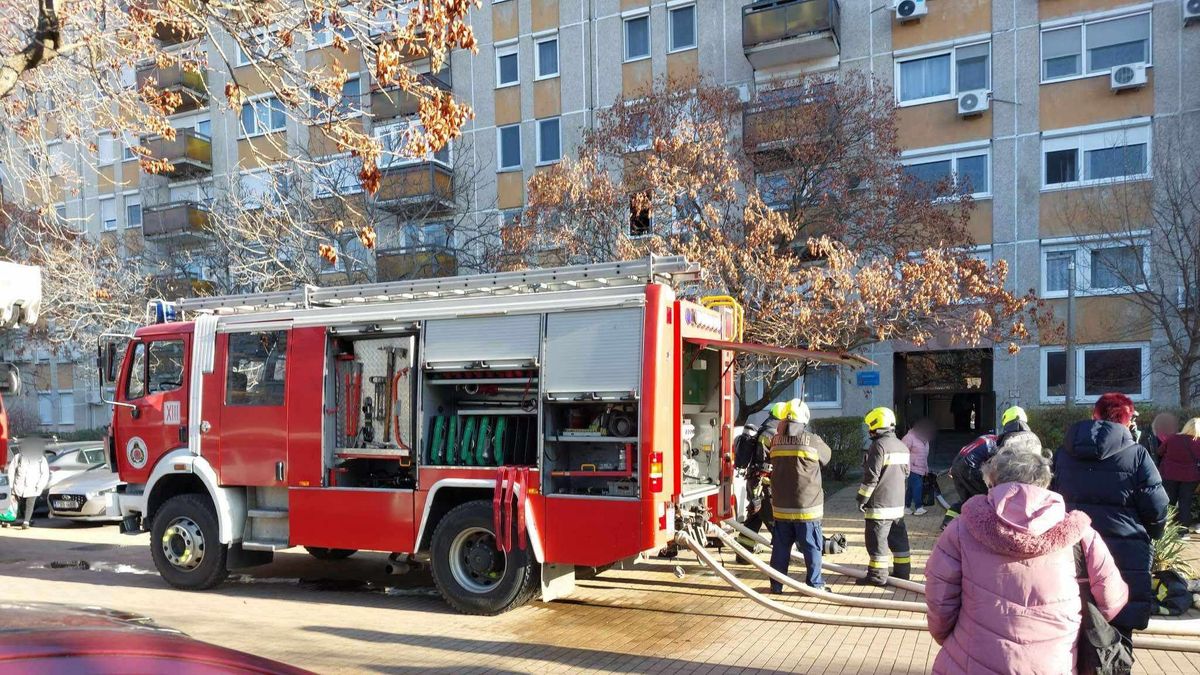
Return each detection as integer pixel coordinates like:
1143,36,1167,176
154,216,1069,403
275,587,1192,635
770,422,832,521
856,430,910,520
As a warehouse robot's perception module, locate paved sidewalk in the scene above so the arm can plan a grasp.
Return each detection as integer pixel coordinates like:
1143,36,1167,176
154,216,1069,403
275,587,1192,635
0,484,1197,674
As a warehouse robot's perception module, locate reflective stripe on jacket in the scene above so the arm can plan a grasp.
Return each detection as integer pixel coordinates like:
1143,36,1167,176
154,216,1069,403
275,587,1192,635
770,422,831,521
859,430,909,520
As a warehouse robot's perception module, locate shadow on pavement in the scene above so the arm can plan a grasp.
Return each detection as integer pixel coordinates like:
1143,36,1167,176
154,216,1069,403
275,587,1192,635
310,627,797,675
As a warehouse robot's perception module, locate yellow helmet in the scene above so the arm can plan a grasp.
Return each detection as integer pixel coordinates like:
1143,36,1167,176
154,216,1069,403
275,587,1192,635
864,407,896,432
788,399,811,424
769,401,789,420
1001,406,1028,427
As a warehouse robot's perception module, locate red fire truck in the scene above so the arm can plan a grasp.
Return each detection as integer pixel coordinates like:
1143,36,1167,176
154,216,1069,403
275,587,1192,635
100,256,864,614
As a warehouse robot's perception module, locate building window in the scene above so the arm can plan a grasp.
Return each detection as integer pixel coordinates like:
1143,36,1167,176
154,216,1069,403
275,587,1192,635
310,15,354,48
310,76,362,117
895,42,990,105
1040,240,1148,298
497,124,522,171
624,14,650,62
121,136,138,162
535,35,558,79
1041,343,1150,402
226,331,288,406
38,393,53,426
314,155,363,198
629,191,651,236
901,145,990,198
240,96,287,137
496,42,519,88
1040,12,1150,82
99,197,117,231
1042,121,1150,189
536,117,561,165
236,30,276,66
125,196,142,228
98,133,115,165
669,4,697,53
58,392,75,426
800,365,840,408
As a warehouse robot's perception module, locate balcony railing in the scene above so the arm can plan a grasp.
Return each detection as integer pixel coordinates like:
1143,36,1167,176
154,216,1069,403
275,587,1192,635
143,129,212,179
142,201,210,239
374,161,454,212
136,63,208,113
742,0,840,69
376,245,458,281
150,275,215,299
371,69,452,121
743,81,837,153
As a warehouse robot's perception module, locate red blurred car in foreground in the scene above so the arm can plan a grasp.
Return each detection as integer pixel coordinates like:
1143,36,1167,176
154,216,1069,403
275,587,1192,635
0,603,310,674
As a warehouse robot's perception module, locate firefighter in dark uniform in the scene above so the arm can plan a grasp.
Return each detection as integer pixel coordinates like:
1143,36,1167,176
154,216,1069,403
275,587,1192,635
737,401,788,549
941,405,1043,529
768,400,832,591
856,407,911,585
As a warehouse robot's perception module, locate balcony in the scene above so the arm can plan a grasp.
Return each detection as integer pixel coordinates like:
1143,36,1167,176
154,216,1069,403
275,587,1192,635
371,68,452,121
374,162,454,213
743,0,840,70
142,201,210,239
376,245,457,281
143,129,212,179
135,1,202,44
150,274,215,299
743,81,836,155
136,63,208,114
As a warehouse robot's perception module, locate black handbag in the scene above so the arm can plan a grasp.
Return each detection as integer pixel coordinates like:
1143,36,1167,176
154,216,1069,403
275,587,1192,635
1074,542,1134,675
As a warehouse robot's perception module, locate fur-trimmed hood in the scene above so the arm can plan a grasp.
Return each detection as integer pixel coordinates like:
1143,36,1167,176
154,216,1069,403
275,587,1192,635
962,482,1090,558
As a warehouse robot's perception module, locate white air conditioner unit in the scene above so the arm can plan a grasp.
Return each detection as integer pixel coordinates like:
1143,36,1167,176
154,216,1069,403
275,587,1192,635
957,90,990,117
894,0,927,22
1185,0,1200,23
1110,63,1148,91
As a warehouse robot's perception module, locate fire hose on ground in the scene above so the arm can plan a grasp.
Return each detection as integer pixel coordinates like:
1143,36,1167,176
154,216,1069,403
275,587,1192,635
676,530,1200,654
726,519,927,594
717,520,1200,645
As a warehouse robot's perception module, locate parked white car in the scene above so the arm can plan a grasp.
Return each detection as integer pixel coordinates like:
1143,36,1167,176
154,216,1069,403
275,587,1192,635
48,466,123,522
46,445,108,492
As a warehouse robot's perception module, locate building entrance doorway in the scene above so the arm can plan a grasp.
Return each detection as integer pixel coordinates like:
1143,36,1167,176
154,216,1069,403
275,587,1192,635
894,349,994,468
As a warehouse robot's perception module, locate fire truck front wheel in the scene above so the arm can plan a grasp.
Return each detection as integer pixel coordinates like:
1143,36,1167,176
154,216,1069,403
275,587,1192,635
150,494,229,590
431,500,538,615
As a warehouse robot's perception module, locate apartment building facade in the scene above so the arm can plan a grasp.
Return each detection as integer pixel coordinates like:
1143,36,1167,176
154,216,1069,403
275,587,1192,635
4,0,1197,432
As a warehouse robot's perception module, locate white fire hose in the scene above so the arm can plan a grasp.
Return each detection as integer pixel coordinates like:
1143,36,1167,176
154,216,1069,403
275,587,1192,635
726,519,927,594
721,519,1200,643
709,526,927,612
677,530,1200,653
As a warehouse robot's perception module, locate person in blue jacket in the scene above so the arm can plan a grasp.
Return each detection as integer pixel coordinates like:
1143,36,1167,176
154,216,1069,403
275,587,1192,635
1051,392,1169,661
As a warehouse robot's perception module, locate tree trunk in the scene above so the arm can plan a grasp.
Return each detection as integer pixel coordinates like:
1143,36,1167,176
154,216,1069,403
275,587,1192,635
1180,361,1198,409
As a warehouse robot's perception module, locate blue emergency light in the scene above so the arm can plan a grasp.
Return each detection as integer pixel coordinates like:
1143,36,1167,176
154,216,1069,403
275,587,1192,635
152,300,178,324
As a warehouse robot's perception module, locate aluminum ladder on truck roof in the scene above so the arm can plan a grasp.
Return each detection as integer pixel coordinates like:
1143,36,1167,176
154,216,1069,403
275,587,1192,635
170,256,702,316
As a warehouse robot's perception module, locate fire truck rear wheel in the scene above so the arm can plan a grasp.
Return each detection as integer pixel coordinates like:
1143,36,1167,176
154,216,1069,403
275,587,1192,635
431,500,538,615
150,493,229,590
304,546,357,561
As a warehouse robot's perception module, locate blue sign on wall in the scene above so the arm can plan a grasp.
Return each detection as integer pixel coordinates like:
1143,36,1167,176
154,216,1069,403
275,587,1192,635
856,370,881,387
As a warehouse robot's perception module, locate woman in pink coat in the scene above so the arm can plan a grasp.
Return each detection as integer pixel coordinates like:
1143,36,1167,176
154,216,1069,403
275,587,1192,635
925,448,1128,674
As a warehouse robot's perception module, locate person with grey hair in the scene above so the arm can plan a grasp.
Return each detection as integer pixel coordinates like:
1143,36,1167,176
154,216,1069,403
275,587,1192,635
924,449,1129,673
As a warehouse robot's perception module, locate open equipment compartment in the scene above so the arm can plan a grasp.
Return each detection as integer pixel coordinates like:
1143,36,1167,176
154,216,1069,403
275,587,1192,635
542,306,644,499
680,342,724,496
322,329,418,489
420,314,541,468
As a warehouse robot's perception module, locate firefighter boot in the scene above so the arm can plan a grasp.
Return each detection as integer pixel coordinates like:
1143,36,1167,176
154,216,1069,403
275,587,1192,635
892,560,912,581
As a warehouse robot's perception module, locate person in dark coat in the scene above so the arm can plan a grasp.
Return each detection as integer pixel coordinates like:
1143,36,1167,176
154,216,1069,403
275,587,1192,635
1051,392,1169,658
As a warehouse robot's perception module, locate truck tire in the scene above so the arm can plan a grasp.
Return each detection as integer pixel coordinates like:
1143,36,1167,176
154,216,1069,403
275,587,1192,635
149,493,229,590
430,499,538,615
304,546,357,561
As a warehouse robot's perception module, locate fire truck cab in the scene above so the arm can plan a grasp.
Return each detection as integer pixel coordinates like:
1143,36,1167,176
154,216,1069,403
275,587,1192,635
102,257,864,614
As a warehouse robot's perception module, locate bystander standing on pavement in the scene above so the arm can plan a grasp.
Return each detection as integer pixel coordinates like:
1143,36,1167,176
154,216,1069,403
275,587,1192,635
856,407,910,585
1158,418,1200,535
1052,392,1169,661
925,449,1129,674
902,418,933,516
1146,413,1179,465
767,400,831,592
5,438,50,530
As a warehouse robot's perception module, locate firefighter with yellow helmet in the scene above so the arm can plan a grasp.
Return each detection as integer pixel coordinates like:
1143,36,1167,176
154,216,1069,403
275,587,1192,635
737,401,789,549
768,398,832,591
857,406,911,585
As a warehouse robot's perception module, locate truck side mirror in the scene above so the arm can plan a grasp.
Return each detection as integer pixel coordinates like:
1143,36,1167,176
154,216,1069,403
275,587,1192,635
104,342,120,383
